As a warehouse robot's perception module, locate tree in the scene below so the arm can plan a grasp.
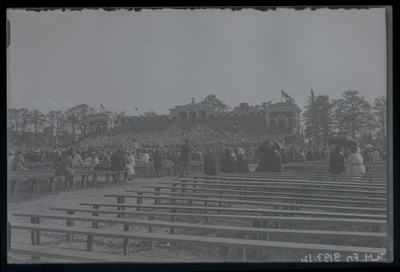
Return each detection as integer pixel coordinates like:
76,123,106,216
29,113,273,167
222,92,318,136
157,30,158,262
46,110,66,147
341,90,369,139
29,109,46,148
17,108,30,142
302,95,334,146
332,99,345,135
200,94,230,112
65,107,78,142
373,96,387,148
7,108,19,139
233,102,250,112
74,104,96,135
360,101,376,144
143,110,158,118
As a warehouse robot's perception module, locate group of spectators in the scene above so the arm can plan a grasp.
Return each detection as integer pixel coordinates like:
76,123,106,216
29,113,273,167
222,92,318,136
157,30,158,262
8,137,386,180
80,115,301,149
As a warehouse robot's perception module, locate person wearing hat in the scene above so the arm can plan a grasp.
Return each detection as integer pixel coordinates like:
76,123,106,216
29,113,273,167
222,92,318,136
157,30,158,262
153,149,164,177
139,149,150,163
12,150,27,171
7,149,15,172
329,146,345,175
55,148,76,186
178,139,192,178
102,150,111,170
235,147,249,173
110,149,126,182
345,146,366,176
220,148,235,173
270,148,282,173
203,148,218,175
124,150,136,180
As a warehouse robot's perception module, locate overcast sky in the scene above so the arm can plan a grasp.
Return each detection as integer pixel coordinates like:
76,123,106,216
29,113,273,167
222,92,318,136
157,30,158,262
7,8,387,116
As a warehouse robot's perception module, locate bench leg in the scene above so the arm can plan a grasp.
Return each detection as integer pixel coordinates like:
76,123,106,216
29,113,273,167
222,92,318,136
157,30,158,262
123,224,130,255
30,217,41,262
32,179,38,193
117,196,125,218
66,210,75,242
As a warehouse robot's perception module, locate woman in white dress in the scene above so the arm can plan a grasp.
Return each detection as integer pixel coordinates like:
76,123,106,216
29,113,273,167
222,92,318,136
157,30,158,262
125,151,136,180
345,146,366,177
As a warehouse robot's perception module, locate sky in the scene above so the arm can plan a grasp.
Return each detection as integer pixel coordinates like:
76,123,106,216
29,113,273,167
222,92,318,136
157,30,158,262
7,8,387,116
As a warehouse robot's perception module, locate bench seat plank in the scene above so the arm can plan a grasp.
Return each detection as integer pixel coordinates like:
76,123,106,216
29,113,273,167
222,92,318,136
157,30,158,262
11,223,386,255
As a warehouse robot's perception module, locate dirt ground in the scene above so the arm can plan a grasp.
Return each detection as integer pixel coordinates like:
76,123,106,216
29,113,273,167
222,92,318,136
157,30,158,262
7,166,385,264
8,175,221,263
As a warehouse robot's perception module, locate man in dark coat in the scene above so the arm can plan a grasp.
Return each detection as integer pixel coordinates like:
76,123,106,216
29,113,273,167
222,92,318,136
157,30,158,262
306,149,315,161
255,150,270,172
153,149,164,177
220,148,235,173
287,147,295,163
203,148,218,175
280,148,289,164
235,148,249,173
110,150,126,181
178,139,192,178
270,149,282,172
329,146,345,174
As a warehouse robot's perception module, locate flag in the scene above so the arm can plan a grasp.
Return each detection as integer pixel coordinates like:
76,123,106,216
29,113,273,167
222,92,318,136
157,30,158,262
135,107,138,111
281,90,292,101
100,102,104,111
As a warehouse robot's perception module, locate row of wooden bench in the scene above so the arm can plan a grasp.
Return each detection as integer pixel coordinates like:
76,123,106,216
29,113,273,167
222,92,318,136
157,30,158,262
9,172,388,263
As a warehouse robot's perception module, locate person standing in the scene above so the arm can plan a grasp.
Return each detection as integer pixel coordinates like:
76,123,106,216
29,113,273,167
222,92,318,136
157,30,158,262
125,151,136,180
270,148,282,172
7,150,15,172
12,150,27,171
345,146,366,176
110,150,126,182
102,150,112,170
153,149,164,177
203,148,218,175
220,148,235,173
178,139,192,178
329,146,345,174
235,148,249,173
280,148,289,164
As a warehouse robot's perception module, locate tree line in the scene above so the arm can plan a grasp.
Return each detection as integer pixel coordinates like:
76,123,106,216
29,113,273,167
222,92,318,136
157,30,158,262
302,90,386,148
7,104,96,148
7,91,387,148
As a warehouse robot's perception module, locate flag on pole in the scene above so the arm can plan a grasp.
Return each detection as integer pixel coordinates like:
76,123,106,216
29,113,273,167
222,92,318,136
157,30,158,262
100,102,104,110
281,90,292,101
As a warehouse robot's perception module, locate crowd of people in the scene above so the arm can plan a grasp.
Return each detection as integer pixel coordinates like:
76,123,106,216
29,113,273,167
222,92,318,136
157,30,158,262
8,136,386,182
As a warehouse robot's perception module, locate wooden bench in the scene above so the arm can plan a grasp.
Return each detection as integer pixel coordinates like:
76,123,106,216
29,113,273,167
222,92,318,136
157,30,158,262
200,172,387,183
157,180,387,198
9,243,157,263
136,186,386,207
103,193,387,215
12,211,386,249
186,176,387,189
141,185,386,204
59,204,388,222
11,213,386,261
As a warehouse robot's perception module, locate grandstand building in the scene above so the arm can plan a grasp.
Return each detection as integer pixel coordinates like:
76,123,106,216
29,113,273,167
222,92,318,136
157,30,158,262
86,101,301,135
